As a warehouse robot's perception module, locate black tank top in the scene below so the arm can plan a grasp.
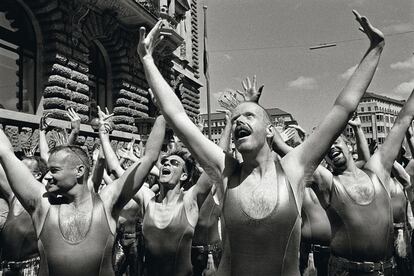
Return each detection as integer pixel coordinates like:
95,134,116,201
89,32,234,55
0,197,38,261
327,169,393,261
222,161,301,276
143,194,194,276
38,193,115,276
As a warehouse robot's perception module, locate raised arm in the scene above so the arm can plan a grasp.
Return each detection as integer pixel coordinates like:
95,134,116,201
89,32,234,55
138,21,232,185
97,107,125,178
39,114,52,162
88,146,106,193
284,11,384,179
348,115,370,163
100,115,166,213
217,110,232,152
66,107,81,145
0,129,45,214
189,109,234,207
272,128,295,157
366,89,414,185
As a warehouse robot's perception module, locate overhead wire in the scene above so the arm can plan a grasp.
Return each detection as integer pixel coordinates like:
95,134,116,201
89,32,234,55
209,30,414,53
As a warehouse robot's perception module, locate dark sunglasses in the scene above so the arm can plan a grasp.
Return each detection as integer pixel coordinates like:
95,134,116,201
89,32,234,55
160,158,182,167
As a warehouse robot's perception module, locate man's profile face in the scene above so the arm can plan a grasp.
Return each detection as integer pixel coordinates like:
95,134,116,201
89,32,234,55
159,154,186,188
325,136,351,170
231,102,269,153
44,151,80,195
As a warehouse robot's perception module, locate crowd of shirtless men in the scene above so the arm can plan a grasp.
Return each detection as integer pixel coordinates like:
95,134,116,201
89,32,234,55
0,10,413,276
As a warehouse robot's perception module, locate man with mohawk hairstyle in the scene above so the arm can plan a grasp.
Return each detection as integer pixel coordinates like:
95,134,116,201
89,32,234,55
138,10,385,276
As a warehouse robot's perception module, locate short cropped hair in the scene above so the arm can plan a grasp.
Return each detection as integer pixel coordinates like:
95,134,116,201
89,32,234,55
235,102,272,125
49,145,91,174
165,149,196,189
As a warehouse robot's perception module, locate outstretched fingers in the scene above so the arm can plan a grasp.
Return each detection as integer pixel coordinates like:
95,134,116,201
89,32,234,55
147,20,164,40
352,9,384,45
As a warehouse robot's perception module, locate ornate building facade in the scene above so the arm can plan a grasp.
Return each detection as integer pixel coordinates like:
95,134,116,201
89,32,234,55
0,0,201,153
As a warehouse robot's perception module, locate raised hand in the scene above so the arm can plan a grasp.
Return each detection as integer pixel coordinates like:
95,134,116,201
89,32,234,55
66,107,81,130
348,113,362,128
353,10,384,47
195,115,205,132
50,130,68,146
97,106,114,134
39,113,53,131
118,147,140,163
126,137,136,151
92,146,101,162
23,142,38,157
137,20,166,59
281,128,296,143
236,75,264,103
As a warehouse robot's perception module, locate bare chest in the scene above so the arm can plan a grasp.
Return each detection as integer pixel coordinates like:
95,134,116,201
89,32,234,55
59,205,92,243
339,174,375,205
237,175,279,220
149,203,181,229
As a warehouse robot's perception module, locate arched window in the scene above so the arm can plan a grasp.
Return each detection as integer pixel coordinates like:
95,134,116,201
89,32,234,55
89,41,111,119
0,5,37,113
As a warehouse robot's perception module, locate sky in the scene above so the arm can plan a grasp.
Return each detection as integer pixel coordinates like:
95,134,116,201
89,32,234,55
197,0,414,131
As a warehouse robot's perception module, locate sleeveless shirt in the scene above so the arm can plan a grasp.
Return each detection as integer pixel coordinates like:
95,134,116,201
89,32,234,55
221,161,301,276
301,188,332,245
37,193,115,276
0,196,38,261
327,169,393,261
143,194,195,276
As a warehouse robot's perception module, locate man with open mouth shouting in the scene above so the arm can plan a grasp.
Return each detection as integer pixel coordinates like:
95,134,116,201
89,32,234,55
138,9,385,276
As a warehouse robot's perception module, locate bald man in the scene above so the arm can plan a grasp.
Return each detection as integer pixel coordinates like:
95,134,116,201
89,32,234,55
137,10,385,276
0,115,165,276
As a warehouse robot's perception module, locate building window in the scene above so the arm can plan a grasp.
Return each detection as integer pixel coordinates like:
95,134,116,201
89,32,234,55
377,126,384,133
367,107,371,112
0,9,37,113
89,41,110,119
361,107,364,112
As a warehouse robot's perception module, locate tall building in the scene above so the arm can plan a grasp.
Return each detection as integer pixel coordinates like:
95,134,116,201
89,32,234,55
0,0,201,152
344,92,405,145
200,107,297,144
